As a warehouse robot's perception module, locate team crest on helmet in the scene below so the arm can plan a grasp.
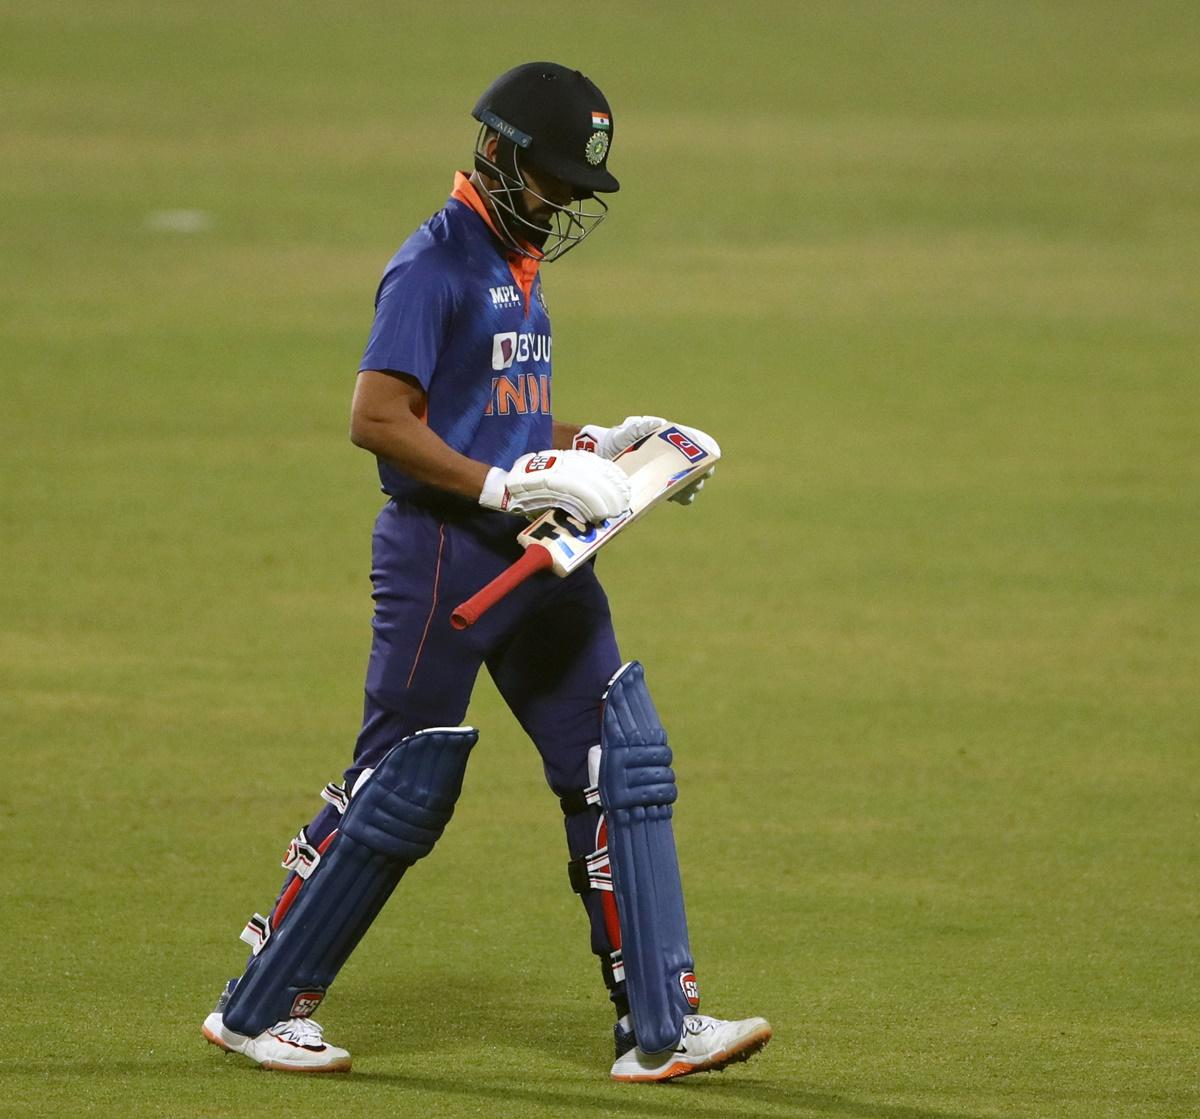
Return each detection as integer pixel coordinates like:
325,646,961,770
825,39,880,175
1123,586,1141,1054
585,130,610,166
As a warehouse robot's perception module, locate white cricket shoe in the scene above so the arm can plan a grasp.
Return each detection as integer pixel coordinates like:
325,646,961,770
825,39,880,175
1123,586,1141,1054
610,1013,772,1082
202,1011,351,1073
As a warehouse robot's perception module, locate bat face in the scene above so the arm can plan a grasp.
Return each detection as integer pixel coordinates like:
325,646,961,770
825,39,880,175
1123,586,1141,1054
516,423,721,576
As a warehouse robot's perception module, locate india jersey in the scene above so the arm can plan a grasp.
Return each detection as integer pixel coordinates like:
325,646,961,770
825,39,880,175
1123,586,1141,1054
360,173,553,502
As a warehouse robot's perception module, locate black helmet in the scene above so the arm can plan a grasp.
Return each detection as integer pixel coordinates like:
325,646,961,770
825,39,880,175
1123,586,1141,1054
470,62,617,263
472,62,619,195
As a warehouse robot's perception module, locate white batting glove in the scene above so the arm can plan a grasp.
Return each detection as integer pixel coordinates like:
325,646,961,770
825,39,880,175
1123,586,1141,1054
669,465,716,505
479,450,633,524
573,415,666,460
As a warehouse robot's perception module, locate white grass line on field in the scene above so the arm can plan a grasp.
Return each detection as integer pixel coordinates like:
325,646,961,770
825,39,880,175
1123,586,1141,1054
143,209,212,233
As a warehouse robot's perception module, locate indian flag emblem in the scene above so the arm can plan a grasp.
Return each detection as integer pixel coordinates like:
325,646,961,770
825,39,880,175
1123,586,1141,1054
591,111,611,130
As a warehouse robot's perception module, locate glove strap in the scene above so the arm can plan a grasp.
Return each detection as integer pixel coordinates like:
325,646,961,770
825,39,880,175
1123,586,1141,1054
478,465,509,511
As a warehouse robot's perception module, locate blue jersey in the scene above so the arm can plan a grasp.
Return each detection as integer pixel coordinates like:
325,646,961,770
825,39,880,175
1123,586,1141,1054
360,173,553,502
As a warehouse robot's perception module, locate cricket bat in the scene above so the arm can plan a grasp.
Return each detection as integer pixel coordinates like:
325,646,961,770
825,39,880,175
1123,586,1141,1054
450,422,720,630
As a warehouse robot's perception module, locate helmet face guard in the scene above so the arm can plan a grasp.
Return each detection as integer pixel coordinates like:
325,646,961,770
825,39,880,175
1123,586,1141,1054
473,125,608,263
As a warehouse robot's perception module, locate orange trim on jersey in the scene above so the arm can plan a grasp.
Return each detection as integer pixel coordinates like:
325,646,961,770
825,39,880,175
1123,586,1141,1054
451,172,541,317
451,171,500,236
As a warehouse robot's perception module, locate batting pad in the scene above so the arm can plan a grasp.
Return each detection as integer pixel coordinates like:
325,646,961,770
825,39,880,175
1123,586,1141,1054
222,727,478,1038
599,661,697,1054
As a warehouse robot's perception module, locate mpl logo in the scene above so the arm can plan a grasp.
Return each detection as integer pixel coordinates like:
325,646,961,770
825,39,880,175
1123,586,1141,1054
492,332,517,370
290,991,325,1018
489,284,521,308
658,426,708,463
679,970,701,1008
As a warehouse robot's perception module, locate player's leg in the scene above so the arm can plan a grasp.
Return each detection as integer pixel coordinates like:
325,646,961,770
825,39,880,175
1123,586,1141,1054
203,726,479,1070
486,570,772,1080
204,501,486,1070
591,660,770,1080
485,565,629,1017
277,500,555,867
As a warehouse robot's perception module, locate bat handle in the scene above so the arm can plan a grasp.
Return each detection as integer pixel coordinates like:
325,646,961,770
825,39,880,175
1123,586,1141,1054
450,544,554,630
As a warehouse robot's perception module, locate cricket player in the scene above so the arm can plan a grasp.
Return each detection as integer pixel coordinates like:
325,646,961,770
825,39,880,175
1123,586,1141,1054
202,62,771,1082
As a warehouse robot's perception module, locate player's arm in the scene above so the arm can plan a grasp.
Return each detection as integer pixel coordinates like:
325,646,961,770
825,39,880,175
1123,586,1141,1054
552,421,581,449
351,370,488,499
350,370,631,522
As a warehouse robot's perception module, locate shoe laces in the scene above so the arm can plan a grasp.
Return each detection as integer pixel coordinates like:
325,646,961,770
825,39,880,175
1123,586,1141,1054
270,1017,325,1047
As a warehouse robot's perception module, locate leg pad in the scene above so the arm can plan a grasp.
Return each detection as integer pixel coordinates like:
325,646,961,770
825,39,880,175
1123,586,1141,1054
599,662,697,1054
222,726,477,1036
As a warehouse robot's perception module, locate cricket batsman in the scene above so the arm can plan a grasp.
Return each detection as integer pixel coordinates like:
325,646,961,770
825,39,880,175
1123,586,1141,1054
201,61,772,1081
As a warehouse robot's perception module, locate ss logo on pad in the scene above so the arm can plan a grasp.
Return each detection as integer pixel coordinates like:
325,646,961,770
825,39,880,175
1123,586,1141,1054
290,991,325,1018
679,971,700,1008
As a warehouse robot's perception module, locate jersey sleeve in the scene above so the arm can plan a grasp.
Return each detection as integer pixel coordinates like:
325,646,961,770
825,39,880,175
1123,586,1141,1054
359,252,457,389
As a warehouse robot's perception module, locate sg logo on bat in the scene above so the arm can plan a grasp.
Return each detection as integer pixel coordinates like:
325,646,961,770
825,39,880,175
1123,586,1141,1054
658,427,708,463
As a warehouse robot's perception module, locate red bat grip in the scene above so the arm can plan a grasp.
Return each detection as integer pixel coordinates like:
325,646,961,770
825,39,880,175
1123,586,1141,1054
450,544,554,630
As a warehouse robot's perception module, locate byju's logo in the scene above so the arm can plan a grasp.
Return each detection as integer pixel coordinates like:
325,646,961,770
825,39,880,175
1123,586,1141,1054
492,331,551,370
492,332,517,370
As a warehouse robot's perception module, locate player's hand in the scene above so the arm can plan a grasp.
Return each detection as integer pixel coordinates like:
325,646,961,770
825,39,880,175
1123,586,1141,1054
669,465,715,505
479,450,633,524
573,415,666,460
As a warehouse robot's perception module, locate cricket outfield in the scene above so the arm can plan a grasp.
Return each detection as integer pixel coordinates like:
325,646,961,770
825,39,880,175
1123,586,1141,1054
1,2,1197,1116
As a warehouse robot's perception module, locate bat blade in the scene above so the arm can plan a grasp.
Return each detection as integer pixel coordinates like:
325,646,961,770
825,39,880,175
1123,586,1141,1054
517,422,720,576
450,422,720,629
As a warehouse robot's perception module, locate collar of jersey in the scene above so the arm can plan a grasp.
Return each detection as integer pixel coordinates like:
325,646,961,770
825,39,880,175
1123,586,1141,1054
452,172,541,314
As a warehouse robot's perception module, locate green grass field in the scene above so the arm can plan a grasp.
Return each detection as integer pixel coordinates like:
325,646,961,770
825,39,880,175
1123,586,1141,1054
3,2,1198,1116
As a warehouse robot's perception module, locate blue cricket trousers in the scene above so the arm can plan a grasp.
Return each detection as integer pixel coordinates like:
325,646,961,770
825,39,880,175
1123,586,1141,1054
301,494,621,847
270,496,626,1004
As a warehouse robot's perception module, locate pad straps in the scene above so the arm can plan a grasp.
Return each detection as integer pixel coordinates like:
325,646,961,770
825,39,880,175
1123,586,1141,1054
560,772,628,1004
559,784,601,816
